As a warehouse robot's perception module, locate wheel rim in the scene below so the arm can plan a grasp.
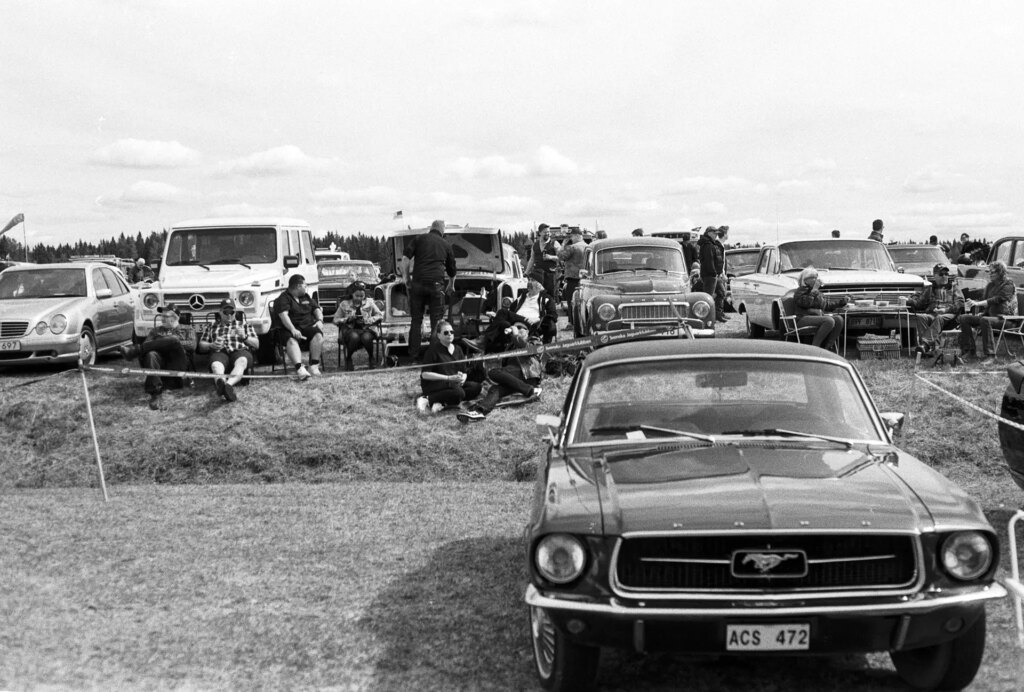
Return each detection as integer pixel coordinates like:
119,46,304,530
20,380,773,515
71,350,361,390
79,331,96,364
531,606,557,680
745,312,753,337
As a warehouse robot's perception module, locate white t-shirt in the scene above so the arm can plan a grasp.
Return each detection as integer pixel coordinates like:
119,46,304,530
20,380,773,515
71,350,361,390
517,295,542,324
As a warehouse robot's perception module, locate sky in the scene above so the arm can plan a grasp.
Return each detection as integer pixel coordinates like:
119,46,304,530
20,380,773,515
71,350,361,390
2,0,1023,249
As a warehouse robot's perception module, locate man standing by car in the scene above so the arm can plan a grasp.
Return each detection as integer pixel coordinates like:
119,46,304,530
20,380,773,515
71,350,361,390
402,219,456,359
868,219,885,242
527,224,560,298
698,226,726,322
557,227,585,324
128,258,155,284
681,230,698,272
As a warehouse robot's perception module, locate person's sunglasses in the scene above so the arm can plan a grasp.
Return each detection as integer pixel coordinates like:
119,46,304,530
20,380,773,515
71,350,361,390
221,308,234,313
439,330,454,335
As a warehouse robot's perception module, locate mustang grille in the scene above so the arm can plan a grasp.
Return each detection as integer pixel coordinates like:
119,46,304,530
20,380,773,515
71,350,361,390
1,321,29,338
619,303,688,321
615,534,917,592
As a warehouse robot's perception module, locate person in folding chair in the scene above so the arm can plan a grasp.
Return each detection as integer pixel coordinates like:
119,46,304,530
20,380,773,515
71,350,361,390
457,321,543,424
273,274,325,380
416,320,482,415
907,264,964,357
198,299,259,403
120,303,197,410
507,278,558,344
959,260,1018,364
793,266,849,351
333,280,383,371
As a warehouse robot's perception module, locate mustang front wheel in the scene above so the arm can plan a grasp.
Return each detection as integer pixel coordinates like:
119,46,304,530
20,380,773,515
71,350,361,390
530,606,598,692
890,610,986,690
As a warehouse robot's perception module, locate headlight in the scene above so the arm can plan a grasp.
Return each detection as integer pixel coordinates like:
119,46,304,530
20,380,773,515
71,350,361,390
33,321,48,335
238,291,255,307
941,531,993,581
596,303,617,321
143,293,159,309
693,301,711,319
535,534,586,584
49,314,68,334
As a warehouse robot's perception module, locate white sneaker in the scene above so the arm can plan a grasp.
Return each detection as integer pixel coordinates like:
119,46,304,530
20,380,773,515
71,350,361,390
416,396,429,415
431,403,445,414
309,364,322,377
528,387,543,402
294,365,311,381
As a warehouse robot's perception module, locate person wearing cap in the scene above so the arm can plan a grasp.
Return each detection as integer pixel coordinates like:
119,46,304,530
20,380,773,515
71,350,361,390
697,226,727,322
198,299,259,402
401,219,457,359
906,264,964,355
557,227,586,325
457,321,543,424
121,303,197,410
333,280,384,371
868,219,884,243
526,224,561,299
273,274,325,379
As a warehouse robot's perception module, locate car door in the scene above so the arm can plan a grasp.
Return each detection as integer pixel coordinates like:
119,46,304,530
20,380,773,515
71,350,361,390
100,267,136,343
90,268,121,347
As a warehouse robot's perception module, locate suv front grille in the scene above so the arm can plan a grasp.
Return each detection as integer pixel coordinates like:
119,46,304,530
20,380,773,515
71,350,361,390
615,534,917,593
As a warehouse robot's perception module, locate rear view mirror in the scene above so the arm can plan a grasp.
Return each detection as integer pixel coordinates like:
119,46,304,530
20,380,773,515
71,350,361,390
536,413,561,442
695,371,747,388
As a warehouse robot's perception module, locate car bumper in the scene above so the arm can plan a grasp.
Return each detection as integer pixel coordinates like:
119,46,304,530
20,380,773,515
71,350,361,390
0,333,84,365
525,582,1005,654
598,319,715,339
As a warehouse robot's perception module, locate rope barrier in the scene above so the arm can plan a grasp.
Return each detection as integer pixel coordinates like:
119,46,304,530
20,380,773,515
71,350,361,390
913,372,1024,433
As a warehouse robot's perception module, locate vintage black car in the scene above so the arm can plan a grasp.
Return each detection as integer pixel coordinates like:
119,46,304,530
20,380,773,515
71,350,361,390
999,359,1024,489
525,339,1004,691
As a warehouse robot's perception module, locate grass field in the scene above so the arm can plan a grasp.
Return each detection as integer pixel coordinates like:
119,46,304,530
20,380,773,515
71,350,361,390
1,319,1023,690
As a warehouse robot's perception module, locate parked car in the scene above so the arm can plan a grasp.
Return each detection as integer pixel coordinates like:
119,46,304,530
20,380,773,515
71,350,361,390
525,338,1004,692
376,224,528,356
887,244,954,280
569,236,715,339
731,239,926,338
724,247,761,312
999,358,1024,490
317,260,382,319
0,262,137,366
957,236,1024,307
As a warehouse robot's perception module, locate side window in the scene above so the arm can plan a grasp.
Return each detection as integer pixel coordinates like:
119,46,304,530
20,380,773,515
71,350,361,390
1012,241,1024,269
994,241,1012,265
100,268,128,296
287,229,300,257
91,269,110,294
755,250,770,273
300,230,315,266
767,249,779,274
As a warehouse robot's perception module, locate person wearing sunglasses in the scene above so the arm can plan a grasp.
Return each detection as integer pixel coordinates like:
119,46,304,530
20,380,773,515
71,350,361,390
959,260,1017,363
198,298,259,402
417,320,482,414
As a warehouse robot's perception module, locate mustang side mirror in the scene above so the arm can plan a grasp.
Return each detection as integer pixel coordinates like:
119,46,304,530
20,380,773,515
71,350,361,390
879,412,905,438
536,414,561,442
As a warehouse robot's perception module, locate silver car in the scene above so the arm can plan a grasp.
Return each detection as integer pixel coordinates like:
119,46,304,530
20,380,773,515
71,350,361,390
0,262,137,367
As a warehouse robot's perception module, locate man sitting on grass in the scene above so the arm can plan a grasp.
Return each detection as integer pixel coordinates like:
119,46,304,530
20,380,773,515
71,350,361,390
457,321,543,424
120,303,197,410
199,299,259,403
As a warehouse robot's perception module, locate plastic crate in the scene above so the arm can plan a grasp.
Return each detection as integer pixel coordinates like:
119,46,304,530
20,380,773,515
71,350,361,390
856,335,900,359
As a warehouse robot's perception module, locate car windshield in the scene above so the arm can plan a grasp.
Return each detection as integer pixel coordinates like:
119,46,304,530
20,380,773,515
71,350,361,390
727,250,759,275
572,357,880,444
165,227,277,266
596,246,685,274
888,246,947,264
778,241,892,272
0,268,88,299
318,263,378,282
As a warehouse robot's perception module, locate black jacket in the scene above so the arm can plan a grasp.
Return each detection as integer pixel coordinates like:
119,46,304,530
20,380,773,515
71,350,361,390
697,235,724,277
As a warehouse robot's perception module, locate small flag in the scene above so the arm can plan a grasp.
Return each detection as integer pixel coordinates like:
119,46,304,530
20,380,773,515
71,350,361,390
393,210,403,220
1,213,24,235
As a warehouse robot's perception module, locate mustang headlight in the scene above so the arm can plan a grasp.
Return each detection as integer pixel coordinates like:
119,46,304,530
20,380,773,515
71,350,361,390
49,314,68,334
535,534,586,584
940,531,993,581
693,301,711,319
142,293,160,309
238,291,255,307
596,303,617,322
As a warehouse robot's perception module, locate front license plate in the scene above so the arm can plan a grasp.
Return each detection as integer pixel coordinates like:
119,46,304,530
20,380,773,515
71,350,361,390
725,624,810,651
848,316,881,329
0,340,21,351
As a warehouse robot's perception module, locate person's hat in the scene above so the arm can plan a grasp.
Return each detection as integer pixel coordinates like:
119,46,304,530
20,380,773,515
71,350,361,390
933,263,951,276
429,219,446,233
704,226,719,235
718,225,729,233
157,303,180,316
632,228,644,236
349,280,367,293
218,298,236,310
538,223,550,232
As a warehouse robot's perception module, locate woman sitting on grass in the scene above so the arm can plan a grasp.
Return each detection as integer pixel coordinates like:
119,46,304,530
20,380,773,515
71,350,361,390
417,320,482,415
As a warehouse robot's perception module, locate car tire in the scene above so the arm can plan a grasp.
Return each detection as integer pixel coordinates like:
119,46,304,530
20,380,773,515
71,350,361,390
890,610,986,691
78,328,97,365
745,312,765,339
530,606,599,692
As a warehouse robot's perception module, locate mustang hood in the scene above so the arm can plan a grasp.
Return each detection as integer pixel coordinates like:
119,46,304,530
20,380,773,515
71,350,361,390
155,266,285,291
593,275,689,295
598,445,931,533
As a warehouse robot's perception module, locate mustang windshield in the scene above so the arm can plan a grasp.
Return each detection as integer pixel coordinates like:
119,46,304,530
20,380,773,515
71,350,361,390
574,358,879,444
778,241,893,272
597,246,685,275
0,269,88,299
165,227,277,266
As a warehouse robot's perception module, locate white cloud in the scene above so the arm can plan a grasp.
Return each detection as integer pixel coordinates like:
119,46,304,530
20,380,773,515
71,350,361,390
930,213,1014,231
664,176,750,195
902,169,974,193
802,158,838,173
727,217,826,245
475,195,542,214
902,201,1001,215
775,179,814,193
561,197,660,217
217,146,335,177
95,180,184,207
463,3,555,27
309,186,398,205
208,203,297,217
530,146,579,177
697,201,727,215
440,155,527,180
90,139,200,168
